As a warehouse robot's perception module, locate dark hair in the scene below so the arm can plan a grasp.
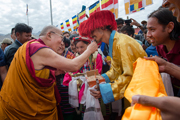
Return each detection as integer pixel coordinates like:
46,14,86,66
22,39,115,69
15,23,32,36
106,25,113,32
120,25,135,36
116,18,124,25
143,29,147,34
74,40,89,46
62,36,70,48
11,28,15,35
63,31,70,36
148,8,180,40
141,20,147,25
69,34,79,41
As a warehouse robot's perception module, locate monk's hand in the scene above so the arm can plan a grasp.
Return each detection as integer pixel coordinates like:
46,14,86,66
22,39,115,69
132,95,180,120
87,41,98,53
90,86,101,99
144,56,168,73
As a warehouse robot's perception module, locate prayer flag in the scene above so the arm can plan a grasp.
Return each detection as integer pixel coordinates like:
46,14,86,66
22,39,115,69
68,28,72,32
72,15,77,30
60,23,64,30
65,19,71,32
89,1,99,16
65,19,70,27
78,10,86,23
97,1,100,11
130,1,142,11
72,15,77,24
114,0,118,19
124,0,152,14
101,0,114,13
77,6,86,26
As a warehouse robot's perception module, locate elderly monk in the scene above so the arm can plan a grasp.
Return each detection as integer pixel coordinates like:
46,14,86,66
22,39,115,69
0,25,98,120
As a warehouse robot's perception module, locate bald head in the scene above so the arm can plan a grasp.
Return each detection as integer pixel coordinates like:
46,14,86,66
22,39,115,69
39,25,61,36
38,25,64,53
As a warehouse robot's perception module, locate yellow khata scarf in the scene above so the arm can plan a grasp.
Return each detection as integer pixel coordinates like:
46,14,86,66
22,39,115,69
122,58,167,120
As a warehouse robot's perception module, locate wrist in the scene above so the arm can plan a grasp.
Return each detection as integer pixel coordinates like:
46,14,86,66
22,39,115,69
85,49,92,56
164,61,171,73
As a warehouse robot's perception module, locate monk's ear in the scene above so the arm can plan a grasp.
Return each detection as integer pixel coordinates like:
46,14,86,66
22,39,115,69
46,31,52,40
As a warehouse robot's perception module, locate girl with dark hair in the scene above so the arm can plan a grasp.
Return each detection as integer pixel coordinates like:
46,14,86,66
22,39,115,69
63,37,112,119
64,36,103,79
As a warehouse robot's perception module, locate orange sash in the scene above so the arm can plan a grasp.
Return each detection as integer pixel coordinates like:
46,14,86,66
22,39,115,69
122,58,167,120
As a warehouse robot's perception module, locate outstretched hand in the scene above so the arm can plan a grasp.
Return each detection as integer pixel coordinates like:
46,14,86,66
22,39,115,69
130,18,141,27
144,56,168,73
87,41,98,53
132,95,180,120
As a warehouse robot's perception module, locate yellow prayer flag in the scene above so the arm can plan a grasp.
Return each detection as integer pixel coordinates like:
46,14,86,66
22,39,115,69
125,2,130,14
146,0,152,5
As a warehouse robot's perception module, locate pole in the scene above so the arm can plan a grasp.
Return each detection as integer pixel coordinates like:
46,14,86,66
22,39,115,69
27,14,29,25
50,0,53,25
26,4,29,25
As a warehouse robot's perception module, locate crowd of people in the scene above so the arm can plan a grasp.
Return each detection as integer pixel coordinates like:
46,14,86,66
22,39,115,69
0,0,179,119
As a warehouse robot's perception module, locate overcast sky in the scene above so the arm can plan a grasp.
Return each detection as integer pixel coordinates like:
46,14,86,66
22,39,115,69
0,0,163,34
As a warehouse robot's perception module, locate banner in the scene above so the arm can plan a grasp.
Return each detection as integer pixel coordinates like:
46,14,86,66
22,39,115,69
89,1,100,16
114,0,118,19
101,0,114,13
101,0,119,19
72,15,77,30
78,10,86,24
60,23,64,30
124,0,152,14
65,19,72,32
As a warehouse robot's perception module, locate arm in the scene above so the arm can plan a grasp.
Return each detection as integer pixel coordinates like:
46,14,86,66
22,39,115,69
31,42,98,72
165,62,180,80
101,59,120,83
95,45,131,103
130,18,144,32
96,40,146,103
132,95,180,120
